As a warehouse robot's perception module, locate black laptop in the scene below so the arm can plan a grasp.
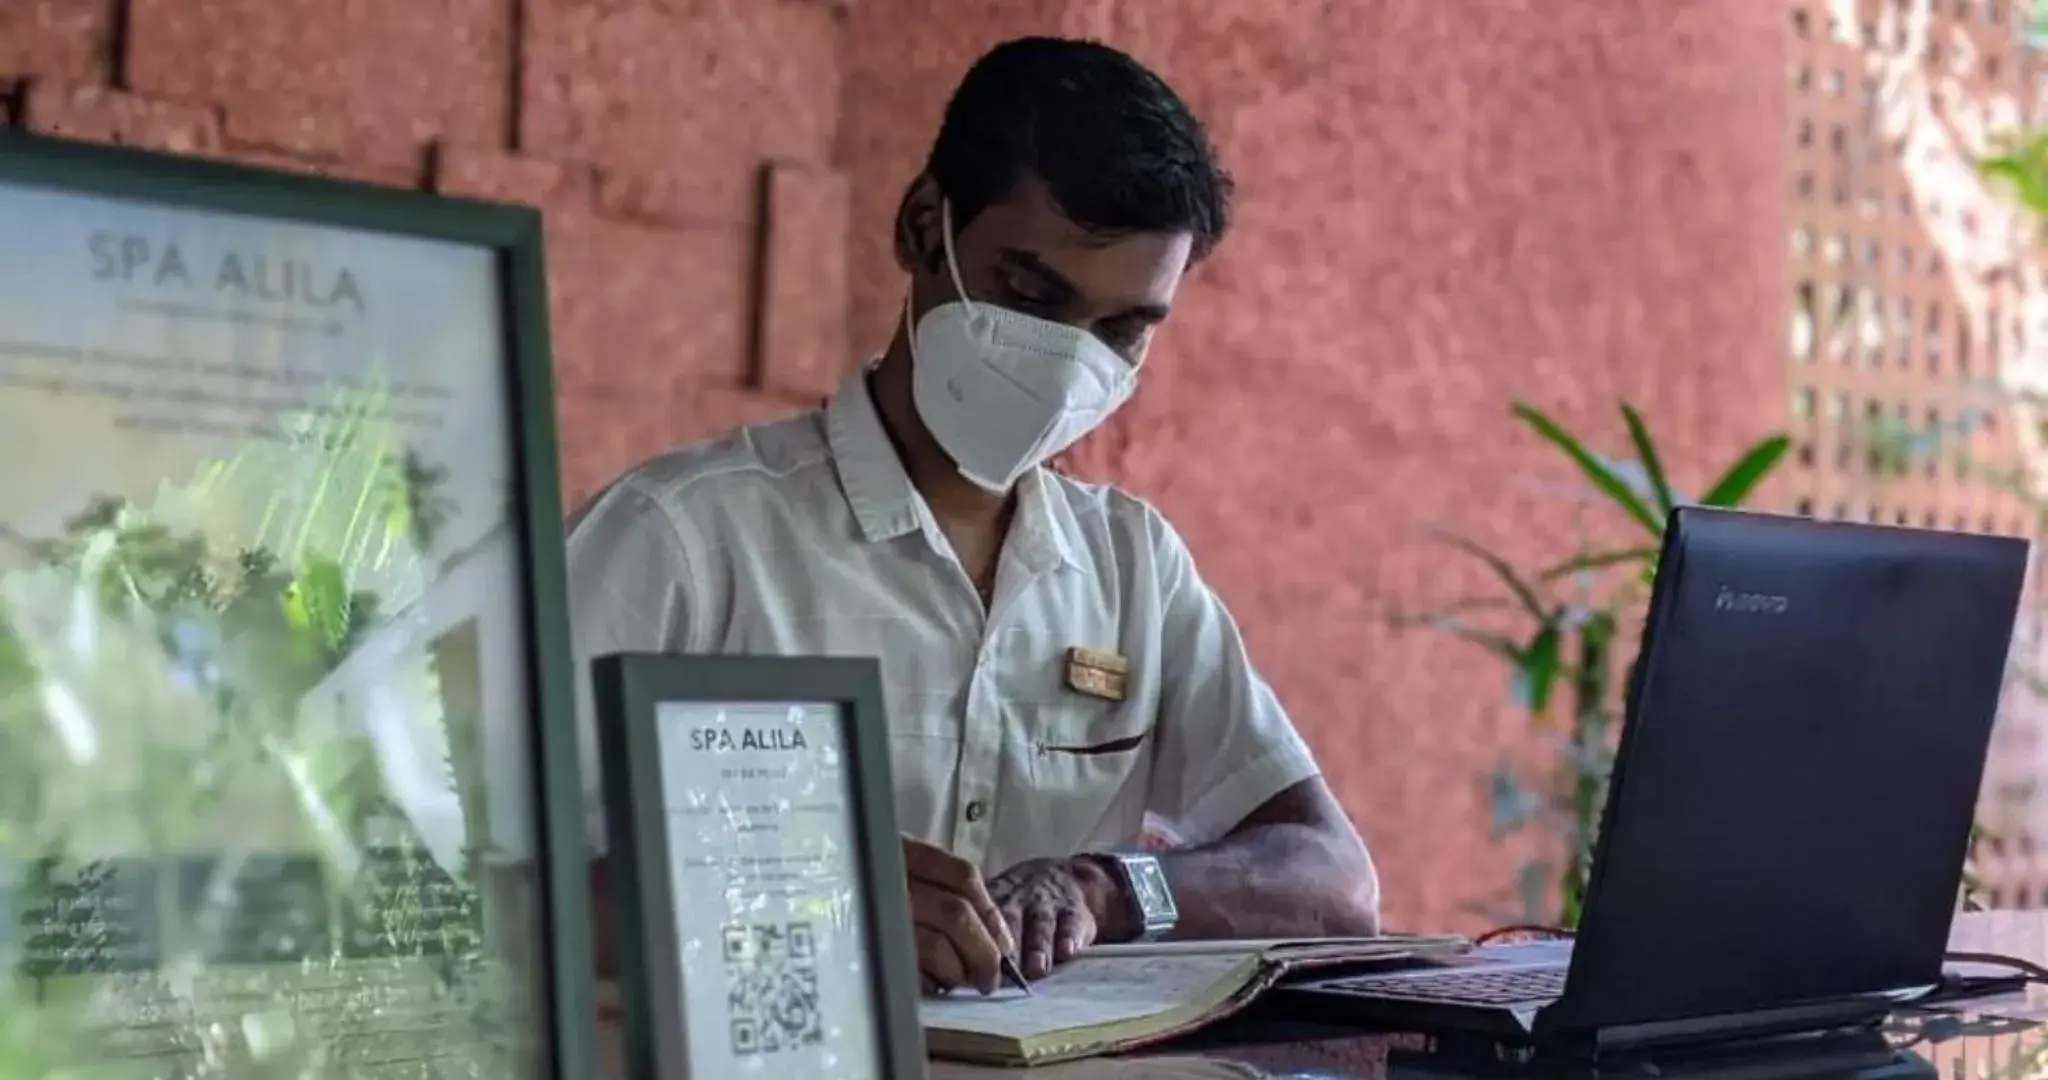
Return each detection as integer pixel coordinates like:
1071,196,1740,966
1281,506,2029,1056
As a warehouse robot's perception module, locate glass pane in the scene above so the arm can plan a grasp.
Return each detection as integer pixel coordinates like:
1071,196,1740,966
0,177,552,1076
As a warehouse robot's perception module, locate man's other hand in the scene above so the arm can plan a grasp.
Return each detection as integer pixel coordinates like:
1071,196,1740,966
903,836,1012,996
987,856,1118,980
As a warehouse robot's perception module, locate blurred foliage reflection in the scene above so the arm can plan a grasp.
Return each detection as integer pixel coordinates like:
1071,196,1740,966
0,385,526,1078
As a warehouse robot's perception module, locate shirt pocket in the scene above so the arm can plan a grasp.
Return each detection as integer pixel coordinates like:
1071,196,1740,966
1025,693,1154,841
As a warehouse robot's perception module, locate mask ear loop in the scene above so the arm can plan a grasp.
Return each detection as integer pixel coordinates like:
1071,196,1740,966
939,199,974,311
903,197,974,361
902,280,918,360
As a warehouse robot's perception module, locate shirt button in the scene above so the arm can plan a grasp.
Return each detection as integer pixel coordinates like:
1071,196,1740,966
964,800,988,823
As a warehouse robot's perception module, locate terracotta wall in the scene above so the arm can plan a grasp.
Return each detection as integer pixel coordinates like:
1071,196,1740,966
0,0,1787,931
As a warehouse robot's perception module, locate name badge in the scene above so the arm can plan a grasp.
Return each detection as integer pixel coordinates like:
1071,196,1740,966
1063,647,1129,702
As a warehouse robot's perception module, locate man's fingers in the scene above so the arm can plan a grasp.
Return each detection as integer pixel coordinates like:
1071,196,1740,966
1053,906,1094,964
910,885,1002,994
988,902,1017,957
902,838,1012,955
902,837,981,897
986,873,1018,909
954,879,1012,957
899,837,949,876
999,901,1025,950
1021,901,1060,980
954,875,1011,956
914,924,968,994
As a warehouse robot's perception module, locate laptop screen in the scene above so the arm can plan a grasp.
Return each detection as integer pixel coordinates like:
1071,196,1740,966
1559,509,2028,1030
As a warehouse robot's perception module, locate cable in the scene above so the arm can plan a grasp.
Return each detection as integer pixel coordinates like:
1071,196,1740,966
1942,949,2048,987
1885,1010,2039,1052
1881,953,2048,1051
1883,948,2048,1017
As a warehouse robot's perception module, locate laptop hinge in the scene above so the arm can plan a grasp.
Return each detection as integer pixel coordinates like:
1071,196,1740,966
1545,996,1894,1058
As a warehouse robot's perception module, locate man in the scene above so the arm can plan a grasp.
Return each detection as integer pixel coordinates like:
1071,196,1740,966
569,36,1379,999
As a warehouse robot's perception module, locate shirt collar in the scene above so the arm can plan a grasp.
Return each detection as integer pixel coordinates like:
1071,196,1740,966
825,369,922,543
824,369,1082,572
1015,469,1083,572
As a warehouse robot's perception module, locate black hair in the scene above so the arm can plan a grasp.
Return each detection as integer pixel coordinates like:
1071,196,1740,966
923,37,1234,261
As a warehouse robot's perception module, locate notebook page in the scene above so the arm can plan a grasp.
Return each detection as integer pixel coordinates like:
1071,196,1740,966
918,952,1253,1041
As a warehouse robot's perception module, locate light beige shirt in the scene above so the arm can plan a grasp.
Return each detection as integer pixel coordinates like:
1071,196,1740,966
566,372,1323,875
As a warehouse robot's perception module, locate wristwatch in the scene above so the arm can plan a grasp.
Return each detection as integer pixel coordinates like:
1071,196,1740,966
1094,851,1178,942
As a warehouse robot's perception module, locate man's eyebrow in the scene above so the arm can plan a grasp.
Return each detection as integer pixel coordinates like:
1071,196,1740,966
998,248,1079,299
999,248,1173,322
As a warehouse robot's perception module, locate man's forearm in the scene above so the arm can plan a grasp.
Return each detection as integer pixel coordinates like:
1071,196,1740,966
1082,821,1380,941
1163,821,1380,939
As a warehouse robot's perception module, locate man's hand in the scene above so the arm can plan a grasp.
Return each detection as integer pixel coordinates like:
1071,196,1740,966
986,856,1125,980
903,836,1013,996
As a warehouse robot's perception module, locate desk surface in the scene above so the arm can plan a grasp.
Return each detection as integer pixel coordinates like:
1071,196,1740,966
928,911,2048,1080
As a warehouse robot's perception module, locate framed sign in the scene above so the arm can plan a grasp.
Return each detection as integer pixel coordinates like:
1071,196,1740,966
0,132,593,1075
591,653,926,1080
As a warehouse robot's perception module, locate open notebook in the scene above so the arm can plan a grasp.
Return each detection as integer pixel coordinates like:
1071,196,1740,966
920,934,1467,1067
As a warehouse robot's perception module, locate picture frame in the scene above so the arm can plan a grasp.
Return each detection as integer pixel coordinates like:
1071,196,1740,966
591,652,926,1080
0,131,594,1076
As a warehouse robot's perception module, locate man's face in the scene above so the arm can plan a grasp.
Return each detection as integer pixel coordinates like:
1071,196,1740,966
900,176,1194,364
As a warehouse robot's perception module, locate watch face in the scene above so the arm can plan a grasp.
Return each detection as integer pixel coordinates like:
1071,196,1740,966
1127,857,1176,920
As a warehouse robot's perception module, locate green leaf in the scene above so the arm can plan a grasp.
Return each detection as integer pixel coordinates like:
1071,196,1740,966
1982,153,2048,218
1429,528,1547,621
1699,434,1791,507
1619,404,1676,516
285,557,353,652
1512,402,1664,537
1537,547,1660,582
1512,621,1562,716
1559,864,1586,930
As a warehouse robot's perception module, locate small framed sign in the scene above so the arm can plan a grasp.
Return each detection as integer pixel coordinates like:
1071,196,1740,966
591,653,925,1080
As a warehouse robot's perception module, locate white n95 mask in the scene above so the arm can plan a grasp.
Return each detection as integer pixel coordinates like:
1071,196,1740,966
906,200,1140,494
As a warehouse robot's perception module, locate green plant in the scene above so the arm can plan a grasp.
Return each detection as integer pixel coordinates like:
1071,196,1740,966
1405,401,1788,928
1981,131,2048,223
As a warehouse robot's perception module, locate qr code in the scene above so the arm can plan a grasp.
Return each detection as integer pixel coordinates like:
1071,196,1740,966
723,921,822,1057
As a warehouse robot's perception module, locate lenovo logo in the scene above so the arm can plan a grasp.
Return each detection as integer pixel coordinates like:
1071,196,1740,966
1714,587,1789,615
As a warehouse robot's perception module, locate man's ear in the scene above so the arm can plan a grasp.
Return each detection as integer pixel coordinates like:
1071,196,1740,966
893,175,943,275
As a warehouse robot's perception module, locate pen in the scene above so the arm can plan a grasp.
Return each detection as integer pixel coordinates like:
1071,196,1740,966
1000,953,1034,996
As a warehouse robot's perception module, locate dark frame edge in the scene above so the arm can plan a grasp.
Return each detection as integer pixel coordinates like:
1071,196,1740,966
503,211,600,1080
845,661,929,1077
591,655,688,1080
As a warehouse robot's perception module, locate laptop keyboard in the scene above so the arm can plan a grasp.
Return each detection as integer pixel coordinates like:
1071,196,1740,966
1322,964,1568,1006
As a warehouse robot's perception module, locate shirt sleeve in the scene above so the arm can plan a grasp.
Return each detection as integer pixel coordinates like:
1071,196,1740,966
1141,504,1324,846
566,478,704,857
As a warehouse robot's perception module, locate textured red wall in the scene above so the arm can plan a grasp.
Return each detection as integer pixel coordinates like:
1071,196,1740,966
2,0,1786,931
844,1,1790,930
